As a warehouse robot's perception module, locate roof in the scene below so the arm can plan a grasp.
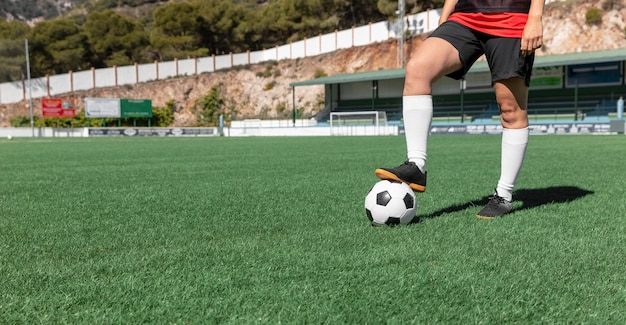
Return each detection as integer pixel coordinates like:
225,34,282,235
290,47,626,87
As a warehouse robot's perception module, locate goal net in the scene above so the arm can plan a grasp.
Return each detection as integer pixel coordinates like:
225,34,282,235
242,119,262,136
329,111,388,136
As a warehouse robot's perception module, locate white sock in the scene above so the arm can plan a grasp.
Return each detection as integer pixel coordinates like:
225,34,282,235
496,127,529,202
403,95,433,173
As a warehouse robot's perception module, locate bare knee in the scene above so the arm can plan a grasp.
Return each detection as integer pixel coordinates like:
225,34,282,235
403,37,462,95
494,79,529,129
404,57,434,95
498,99,528,129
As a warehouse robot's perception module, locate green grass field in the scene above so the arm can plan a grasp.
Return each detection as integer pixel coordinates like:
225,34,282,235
1,135,625,324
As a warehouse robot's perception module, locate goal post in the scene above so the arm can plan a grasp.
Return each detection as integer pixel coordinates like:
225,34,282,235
242,119,262,136
329,111,388,136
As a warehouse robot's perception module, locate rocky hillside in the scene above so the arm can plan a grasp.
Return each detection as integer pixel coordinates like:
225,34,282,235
542,0,626,53
1,0,625,127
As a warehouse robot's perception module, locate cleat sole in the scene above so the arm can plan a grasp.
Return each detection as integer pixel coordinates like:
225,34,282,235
375,169,426,192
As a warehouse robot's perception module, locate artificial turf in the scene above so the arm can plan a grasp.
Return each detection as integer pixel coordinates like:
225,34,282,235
1,135,624,324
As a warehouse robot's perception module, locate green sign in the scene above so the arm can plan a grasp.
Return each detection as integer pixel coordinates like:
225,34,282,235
121,99,152,118
530,76,562,88
530,66,563,89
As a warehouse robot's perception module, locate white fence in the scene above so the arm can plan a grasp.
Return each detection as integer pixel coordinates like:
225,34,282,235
0,10,441,105
1,121,620,138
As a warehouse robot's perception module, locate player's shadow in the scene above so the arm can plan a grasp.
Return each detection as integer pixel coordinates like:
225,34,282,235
411,186,594,223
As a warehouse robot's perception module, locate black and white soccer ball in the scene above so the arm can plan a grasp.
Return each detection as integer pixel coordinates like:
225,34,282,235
364,180,417,226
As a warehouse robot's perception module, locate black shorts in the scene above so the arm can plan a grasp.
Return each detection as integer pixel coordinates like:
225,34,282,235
429,20,534,86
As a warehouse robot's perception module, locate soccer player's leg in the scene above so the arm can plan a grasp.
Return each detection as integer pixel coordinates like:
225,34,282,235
375,32,464,193
477,78,529,219
476,32,535,219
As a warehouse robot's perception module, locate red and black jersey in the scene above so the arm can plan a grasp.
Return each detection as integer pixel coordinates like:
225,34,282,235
446,0,533,38
452,0,531,14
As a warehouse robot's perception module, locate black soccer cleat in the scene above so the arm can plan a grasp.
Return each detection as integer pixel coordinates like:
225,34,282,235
375,160,427,192
476,194,513,220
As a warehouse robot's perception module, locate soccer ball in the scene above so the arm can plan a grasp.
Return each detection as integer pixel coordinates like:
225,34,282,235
7,135,13,140
364,180,417,226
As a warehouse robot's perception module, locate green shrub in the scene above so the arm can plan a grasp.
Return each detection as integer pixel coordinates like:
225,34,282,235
585,7,603,25
256,64,275,78
151,101,174,127
10,115,37,127
264,80,276,90
313,68,327,78
194,85,225,126
275,101,288,118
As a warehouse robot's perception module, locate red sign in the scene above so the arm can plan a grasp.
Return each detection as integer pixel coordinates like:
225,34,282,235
42,98,76,118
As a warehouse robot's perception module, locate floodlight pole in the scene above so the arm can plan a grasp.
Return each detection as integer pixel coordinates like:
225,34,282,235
292,86,296,127
25,39,34,137
460,77,466,122
574,79,579,121
398,0,405,68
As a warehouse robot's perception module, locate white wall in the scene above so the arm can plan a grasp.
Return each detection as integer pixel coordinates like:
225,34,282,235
0,124,399,138
0,127,87,138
